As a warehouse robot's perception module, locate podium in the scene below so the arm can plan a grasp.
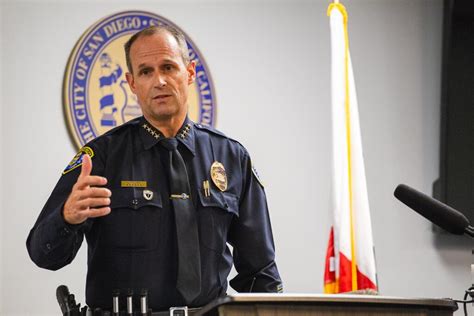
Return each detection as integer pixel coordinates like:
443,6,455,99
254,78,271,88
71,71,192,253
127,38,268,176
196,293,458,316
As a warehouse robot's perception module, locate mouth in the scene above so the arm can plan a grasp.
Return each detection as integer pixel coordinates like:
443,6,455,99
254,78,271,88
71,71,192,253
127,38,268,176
153,94,172,100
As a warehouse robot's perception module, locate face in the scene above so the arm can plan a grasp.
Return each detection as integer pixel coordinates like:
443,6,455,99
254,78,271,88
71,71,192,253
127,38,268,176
126,31,195,123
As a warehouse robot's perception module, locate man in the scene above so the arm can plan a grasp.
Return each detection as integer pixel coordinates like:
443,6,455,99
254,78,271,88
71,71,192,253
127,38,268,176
27,25,282,312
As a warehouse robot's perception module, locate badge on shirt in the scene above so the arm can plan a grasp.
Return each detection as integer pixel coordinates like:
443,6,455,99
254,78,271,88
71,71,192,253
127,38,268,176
143,189,153,201
210,161,227,192
63,146,94,175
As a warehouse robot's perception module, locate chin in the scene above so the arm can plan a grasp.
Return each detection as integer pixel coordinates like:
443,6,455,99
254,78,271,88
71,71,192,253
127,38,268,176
148,110,179,121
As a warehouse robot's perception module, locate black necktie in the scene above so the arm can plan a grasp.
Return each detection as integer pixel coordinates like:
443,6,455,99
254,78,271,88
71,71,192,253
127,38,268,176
160,137,201,304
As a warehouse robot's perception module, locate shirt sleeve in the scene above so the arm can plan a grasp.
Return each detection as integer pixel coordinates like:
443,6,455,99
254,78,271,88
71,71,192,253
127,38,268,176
26,144,103,270
228,150,283,293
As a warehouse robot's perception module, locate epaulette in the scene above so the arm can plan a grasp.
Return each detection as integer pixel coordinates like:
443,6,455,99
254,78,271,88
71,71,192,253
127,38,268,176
194,123,228,139
194,123,247,148
100,116,142,138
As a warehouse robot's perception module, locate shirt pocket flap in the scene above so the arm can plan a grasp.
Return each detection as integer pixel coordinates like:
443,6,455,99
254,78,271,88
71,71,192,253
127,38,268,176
110,187,162,210
198,188,239,217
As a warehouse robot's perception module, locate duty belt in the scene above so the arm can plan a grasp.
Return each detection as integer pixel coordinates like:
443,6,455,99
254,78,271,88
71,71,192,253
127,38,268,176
86,307,201,316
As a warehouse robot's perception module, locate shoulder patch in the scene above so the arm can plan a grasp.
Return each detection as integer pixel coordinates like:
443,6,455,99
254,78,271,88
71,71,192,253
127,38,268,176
252,163,265,188
63,146,94,175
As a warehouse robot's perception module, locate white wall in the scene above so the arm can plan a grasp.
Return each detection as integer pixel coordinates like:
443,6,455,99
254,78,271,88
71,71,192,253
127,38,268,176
1,0,472,315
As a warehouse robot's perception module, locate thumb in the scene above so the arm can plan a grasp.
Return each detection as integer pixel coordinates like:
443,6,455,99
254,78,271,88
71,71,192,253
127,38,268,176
79,153,93,178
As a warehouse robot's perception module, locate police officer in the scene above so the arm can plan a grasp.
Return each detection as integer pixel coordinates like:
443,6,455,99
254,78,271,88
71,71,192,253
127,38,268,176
27,25,282,312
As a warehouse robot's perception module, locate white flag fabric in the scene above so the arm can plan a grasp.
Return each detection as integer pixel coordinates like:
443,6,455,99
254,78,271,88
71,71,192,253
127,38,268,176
324,2,378,294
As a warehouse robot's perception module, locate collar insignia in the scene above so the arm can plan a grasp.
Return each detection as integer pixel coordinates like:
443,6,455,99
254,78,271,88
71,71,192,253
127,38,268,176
178,123,192,139
142,123,163,140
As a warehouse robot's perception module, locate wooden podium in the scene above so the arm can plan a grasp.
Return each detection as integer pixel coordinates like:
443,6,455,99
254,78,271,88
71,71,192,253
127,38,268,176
196,293,458,316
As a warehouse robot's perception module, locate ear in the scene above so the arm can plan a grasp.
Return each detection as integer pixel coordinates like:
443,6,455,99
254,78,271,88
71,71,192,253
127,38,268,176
186,60,196,85
126,72,136,93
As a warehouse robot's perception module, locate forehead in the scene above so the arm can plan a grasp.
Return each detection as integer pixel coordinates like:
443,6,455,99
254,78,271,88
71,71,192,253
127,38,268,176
129,31,182,64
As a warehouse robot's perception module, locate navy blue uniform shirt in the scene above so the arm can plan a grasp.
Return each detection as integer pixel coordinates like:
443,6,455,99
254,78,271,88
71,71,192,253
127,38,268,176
27,116,282,310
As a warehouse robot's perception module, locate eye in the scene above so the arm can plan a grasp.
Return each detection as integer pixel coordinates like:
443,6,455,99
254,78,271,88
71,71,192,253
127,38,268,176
139,68,153,76
163,64,174,72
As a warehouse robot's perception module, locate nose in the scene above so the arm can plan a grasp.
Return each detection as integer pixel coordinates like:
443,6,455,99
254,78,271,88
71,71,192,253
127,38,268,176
154,73,166,88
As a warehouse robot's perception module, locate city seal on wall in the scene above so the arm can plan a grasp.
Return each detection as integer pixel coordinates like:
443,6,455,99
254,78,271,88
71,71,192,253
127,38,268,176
63,11,216,148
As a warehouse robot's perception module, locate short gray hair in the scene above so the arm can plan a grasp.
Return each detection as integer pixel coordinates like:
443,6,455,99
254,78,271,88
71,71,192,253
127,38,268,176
124,25,190,74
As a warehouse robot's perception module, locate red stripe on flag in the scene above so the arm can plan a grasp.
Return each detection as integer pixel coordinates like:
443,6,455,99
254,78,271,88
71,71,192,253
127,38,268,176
339,252,377,293
357,265,377,291
324,227,336,286
339,251,352,292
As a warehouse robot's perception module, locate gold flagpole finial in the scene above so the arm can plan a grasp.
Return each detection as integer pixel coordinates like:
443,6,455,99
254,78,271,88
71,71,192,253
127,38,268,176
334,0,340,3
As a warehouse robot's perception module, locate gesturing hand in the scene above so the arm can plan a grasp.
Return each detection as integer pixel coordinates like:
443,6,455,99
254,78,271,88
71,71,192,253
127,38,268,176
63,154,111,225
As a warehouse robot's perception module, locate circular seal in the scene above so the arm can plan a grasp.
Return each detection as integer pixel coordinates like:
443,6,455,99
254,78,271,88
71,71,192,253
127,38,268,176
63,11,216,148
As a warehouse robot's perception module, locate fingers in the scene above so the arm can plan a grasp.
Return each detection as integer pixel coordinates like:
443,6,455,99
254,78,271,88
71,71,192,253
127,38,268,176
75,154,107,190
75,187,112,201
76,197,111,209
63,154,112,224
75,175,108,190
79,154,93,178
86,187,112,198
76,187,111,199
79,207,111,218
63,197,111,224
72,185,112,211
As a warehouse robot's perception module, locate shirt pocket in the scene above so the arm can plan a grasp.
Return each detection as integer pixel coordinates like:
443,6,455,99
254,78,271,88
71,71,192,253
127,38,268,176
198,188,239,253
97,187,163,252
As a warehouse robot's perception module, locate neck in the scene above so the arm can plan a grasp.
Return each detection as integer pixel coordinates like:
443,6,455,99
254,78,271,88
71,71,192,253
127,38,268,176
144,113,186,138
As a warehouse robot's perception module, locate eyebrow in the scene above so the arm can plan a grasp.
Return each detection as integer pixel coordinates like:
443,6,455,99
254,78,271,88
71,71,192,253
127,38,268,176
160,59,180,67
137,63,152,70
137,59,179,69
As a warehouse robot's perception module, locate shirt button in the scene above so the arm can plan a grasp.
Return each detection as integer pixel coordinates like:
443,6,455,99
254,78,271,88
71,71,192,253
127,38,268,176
46,243,52,250
132,199,139,206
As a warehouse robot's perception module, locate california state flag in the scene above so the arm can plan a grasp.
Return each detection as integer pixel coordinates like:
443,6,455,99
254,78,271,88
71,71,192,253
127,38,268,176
324,2,378,294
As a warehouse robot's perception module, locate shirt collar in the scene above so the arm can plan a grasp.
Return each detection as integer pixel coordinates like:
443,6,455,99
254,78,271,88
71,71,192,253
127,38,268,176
139,116,196,156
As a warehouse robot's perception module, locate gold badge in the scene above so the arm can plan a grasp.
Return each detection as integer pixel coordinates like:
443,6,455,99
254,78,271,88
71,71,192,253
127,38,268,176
143,189,153,201
210,161,227,192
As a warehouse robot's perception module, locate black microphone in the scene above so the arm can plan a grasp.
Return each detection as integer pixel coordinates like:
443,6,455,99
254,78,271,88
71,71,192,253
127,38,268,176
394,184,474,237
